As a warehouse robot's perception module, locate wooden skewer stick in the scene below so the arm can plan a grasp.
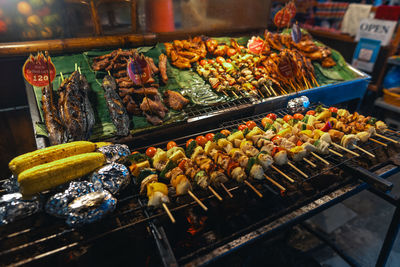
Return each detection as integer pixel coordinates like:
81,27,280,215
257,89,265,98
222,90,229,97
188,190,208,211
78,66,82,74
162,203,176,224
239,91,246,97
232,91,239,98
370,138,388,147
263,84,271,96
329,148,343,157
288,162,308,178
269,86,278,96
375,133,399,144
270,164,295,183
385,129,400,136
244,180,263,198
353,144,375,158
310,152,330,165
208,185,223,201
331,143,359,157
303,158,317,168
60,72,64,82
264,174,286,192
220,183,233,198
107,70,111,76
75,63,77,71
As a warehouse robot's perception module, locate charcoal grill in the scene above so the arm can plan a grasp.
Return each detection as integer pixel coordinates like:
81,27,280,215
2,103,400,267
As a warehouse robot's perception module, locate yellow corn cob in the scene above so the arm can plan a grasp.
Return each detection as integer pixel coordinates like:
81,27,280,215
95,142,113,149
18,152,105,196
9,141,96,175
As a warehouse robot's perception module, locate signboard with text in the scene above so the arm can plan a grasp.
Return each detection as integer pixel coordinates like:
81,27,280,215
355,18,397,46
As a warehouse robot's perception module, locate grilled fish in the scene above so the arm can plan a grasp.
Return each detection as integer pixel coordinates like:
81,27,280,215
58,71,95,141
102,75,130,136
41,86,66,145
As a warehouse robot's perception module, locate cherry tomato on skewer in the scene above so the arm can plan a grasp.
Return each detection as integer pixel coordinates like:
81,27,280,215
293,113,304,120
283,115,293,123
220,129,231,136
261,117,273,128
266,113,277,120
145,147,157,158
167,141,177,150
238,124,248,131
196,135,208,147
205,133,215,141
246,121,257,130
306,110,316,116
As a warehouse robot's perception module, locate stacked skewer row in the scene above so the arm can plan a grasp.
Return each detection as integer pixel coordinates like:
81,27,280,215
130,105,399,223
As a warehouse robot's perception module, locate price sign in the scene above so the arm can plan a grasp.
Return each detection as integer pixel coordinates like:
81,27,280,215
22,52,56,87
278,58,294,78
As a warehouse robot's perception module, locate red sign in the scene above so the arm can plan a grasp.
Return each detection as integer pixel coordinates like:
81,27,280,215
278,58,294,77
23,52,56,87
274,0,297,28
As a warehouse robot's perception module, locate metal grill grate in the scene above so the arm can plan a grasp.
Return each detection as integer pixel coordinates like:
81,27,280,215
1,103,400,266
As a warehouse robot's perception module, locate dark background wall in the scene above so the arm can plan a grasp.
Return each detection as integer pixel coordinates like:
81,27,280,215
0,57,36,178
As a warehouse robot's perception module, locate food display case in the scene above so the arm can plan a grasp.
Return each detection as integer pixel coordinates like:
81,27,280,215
1,1,400,267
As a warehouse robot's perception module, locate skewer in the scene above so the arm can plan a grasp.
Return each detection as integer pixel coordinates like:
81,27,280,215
353,144,375,158
263,84,272,96
78,66,82,74
257,89,265,98
74,63,77,71
269,86,278,96
162,203,176,224
60,72,64,82
239,91,246,97
331,143,359,157
222,90,229,97
107,70,111,76
270,164,295,183
188,190,208,211
232,91,239,98
328,148,343,157
375,133,398,144
385,129,400,136
244,180,263,198
208,185,223,201
220,183,233,198
264,174,286,193
303,158,317,168
370,138,388,147
288,162,308,178
310,152,330,165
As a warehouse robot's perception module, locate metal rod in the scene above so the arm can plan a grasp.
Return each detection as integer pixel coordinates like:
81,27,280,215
375,133,399,144
329,148,343,157
288,162,308,178
188,190,208,211
264,174,286,192
303,158,317,168
220,183,233,198
208,185,223,201
270,164,295,183
331,143,360,157
162,203,176,224
353,144,375,158
376,204,400,267
311,152,330,165
244,180,263,198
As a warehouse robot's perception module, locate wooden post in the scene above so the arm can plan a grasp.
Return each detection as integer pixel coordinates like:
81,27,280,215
131,0,137,33
89,0,102,36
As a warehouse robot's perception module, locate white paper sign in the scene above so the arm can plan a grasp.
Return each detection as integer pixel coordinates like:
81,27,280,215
355,18,397,46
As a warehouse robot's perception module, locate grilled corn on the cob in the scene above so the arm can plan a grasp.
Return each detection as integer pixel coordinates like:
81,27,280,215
9,141,96,175
18,152,105,196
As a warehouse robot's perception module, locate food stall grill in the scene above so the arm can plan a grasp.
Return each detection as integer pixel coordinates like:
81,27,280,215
1,104,400,267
